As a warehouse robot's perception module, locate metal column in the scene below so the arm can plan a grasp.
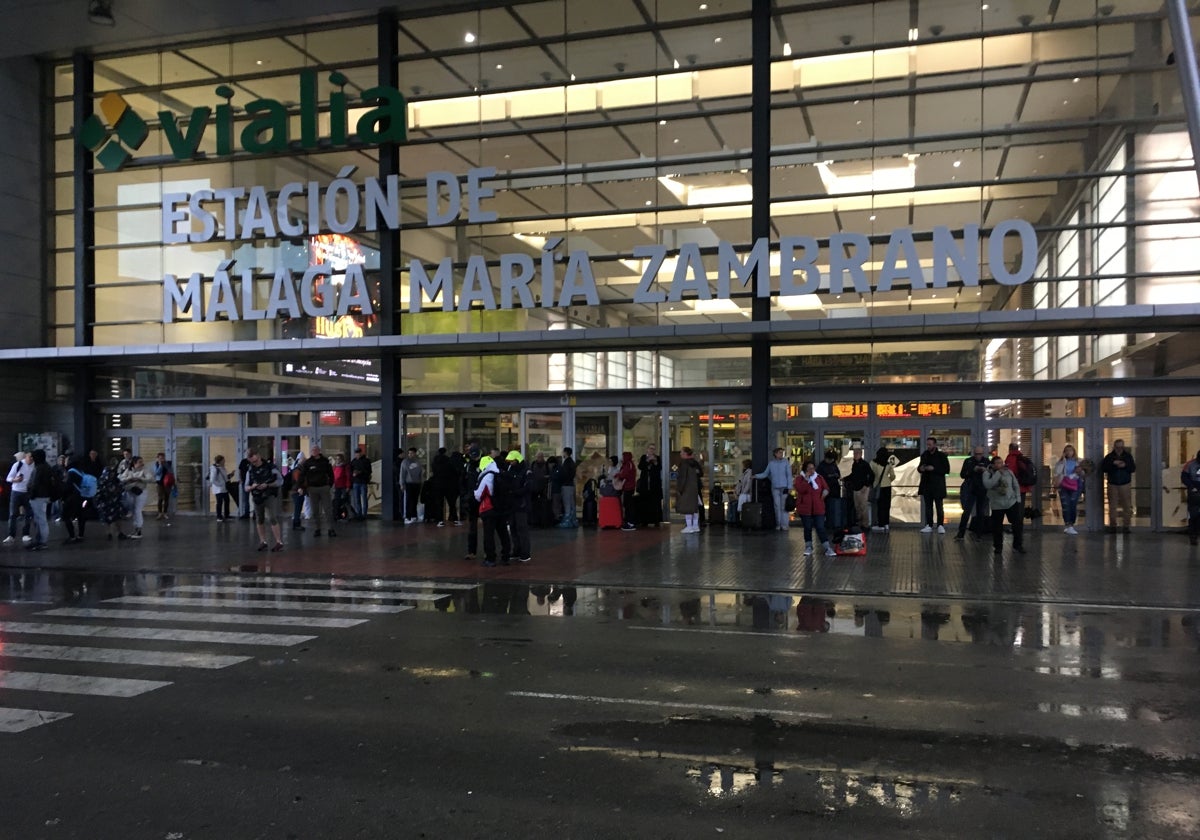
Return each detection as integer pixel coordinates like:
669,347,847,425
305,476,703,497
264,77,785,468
72,53,96,456
749,0,772,467
377,11,401,520
1166,0,1200,194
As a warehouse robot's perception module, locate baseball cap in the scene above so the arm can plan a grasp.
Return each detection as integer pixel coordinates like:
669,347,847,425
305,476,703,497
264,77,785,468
506,450,524,463
479,455,495,471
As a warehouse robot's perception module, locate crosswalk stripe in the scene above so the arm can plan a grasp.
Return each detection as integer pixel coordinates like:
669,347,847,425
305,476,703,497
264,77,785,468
192,577,478,591
0,670,171,697
0,643,250,670
41,607,367,629
161,586,447,602
106,596,415,613
0,707,72,733
0,621,315,647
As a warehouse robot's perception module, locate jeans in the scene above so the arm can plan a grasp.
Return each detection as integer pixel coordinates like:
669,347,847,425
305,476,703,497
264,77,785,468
957,488,988,535
214,492,230,520
29,495,49,546
922,495,945,527
772,487,789,530
292,491,305,527
1059,487,1080,526
560,485,577,523
800,513,828,545
991,502,1024,550
7,490,30,537
351,482,368,519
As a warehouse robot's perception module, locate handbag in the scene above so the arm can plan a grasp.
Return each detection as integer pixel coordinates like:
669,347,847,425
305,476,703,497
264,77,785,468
1060,475,1079,492
784,492,796,512
612,476,625,491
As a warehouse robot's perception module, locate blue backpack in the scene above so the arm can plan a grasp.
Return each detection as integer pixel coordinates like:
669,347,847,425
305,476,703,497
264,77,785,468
69,467,98,499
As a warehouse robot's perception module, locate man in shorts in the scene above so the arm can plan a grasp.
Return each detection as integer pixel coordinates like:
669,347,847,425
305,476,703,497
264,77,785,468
245,449,284,552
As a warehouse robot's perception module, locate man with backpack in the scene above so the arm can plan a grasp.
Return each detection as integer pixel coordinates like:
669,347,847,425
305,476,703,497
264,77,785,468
1005,443,1038,512
474,455,513,567
62,459,98,544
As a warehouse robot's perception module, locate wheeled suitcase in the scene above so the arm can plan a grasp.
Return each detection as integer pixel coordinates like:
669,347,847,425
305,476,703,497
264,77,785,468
598,494,623,529
741,479,775,530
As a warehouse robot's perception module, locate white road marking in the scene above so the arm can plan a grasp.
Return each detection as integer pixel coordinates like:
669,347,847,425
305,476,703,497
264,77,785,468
161,586,447,601
627,626,811,638
508,691,832,720
0,670,171,697
0,707,72,733
105,596,413,614
41,607,366,629
0,643,250,670
0,621,314,647
197,576,478,590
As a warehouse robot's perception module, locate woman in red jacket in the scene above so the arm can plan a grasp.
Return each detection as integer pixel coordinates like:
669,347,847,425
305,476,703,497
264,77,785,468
332,453,353,522
794,460,836,557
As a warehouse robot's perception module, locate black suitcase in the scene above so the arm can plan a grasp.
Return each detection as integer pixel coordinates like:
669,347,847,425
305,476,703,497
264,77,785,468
742,479,776,530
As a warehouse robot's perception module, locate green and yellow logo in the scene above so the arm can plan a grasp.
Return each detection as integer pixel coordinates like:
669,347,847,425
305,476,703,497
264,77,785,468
78,92,149,172
77,69,407,173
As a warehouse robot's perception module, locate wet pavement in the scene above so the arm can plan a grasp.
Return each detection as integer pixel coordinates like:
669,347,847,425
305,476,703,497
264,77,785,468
0,520,1197,837
2,514,1199,608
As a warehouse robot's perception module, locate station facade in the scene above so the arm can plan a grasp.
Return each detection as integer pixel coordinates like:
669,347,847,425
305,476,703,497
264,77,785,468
3,0,1200,528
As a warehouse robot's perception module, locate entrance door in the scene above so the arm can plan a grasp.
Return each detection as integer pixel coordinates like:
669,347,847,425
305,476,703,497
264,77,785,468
1098,427,1152,530
575,411,617,485
1038,425,1087,528
1162,426,1200,531
522,410,564,460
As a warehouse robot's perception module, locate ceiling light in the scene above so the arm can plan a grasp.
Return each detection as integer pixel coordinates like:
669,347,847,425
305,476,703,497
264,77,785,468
673,59,680,69
1062,99,1069,105
88,0,115,25
1072,77,1080,83
645,200,652,206
570,74,576,81
496,63,503,70
981,3,989,9
953,160,961,167
464,32,476,43
908,27,919,41
699,2,708,8
659,119,666,125
868,214,876,221
817,159,916,195
673,138,679,143
714,36,722,44
255,60,263,66
783,42,792,56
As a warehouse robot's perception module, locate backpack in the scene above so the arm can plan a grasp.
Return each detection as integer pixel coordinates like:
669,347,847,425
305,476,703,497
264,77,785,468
490,467,516,514
1015,456,1036,487
162,470,176,491
69,467,98,499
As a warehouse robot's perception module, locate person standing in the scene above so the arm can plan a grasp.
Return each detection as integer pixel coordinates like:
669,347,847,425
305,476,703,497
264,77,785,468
506,450,533,562
61,459,93,544
289,454,306,532
956,445,990,540
527,450,549,527
332,453,352,523
4,452,32,544
1101,439,1136,533
119,455,153,539
245,449,285,552
617,451,637,531
1181,448,1200,546
917,437,951,534
96,456,128,541
1005,443,1037,510
153,452,169,520
399,447,424,525
463,446,482,561
1053,444,1084,536
676,446,702,533
299,445,335,537
82,449,104,479
754,447,792,531
24,449,54,551
236,448,254,519
869,448,897,533
474,455,512,566
983,455,1025,554
816,450,843,531
636,445,664,527
210,454,230,521
794,460,836,556
844,447,873,530
349,446,372,521
558,446,578,528
431,446,458,526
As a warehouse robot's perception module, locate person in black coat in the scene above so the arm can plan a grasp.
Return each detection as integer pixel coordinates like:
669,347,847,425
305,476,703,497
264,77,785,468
917,437,951,533
636,445,664,526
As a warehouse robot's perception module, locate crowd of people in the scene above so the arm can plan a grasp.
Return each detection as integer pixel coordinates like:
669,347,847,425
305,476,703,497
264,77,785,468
6,435,1193,556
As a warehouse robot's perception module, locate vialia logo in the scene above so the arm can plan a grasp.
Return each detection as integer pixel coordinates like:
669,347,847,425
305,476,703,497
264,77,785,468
78,69,407,172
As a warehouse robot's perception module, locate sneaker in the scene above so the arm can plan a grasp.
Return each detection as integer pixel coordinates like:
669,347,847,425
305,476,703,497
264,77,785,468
437,521,446,527
271,542,284,552
516,556,530,563
482,559,496,567
824,545,837,557
803,543,813,556
1064,526,1078,535
937,525,946,534
920,526,933,534
621,524,636,531
132,529,143,539
2,536,12,544
257,542,269,552
453,521,462,526
31,544,46,551
21,535,32,543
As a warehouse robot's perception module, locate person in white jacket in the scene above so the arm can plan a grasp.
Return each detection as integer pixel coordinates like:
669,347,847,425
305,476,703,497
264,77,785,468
119,456,154,539
4,452,33,543
209,454,230,521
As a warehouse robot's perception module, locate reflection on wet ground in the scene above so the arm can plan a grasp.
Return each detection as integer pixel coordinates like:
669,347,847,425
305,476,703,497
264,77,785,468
5,570,1200,654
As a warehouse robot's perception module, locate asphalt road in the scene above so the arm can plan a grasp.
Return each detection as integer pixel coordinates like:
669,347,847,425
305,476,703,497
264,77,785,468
0,575,1198,839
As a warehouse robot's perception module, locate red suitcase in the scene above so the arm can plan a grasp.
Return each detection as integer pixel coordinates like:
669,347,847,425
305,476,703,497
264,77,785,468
599,495,623,529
